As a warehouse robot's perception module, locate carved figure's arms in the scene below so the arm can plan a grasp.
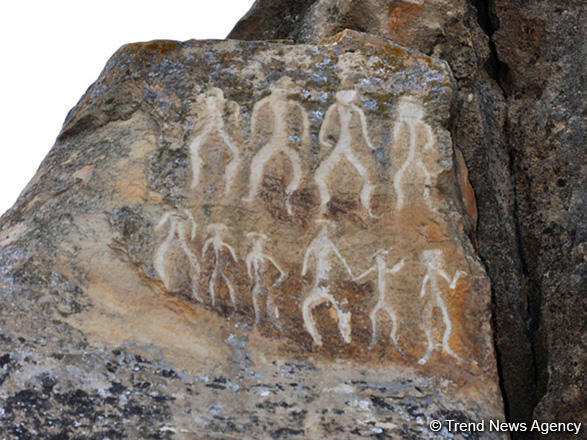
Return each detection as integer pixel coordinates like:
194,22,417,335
266,254,287,286
353,104,376,150
355,265,375,281
450,270,467,289
224,243,238,262
419,273,430,298
293,102,311,147
155,212,172,231
333,246,354,278
388,258,405,275
318,106,337,149
202,238,213,257
301,245,314,277
245,253,254,279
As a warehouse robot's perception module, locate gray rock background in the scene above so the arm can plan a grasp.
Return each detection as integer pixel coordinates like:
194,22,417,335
231,0,586,436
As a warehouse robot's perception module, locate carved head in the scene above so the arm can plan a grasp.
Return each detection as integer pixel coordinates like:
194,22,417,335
270,76,298,95
336,89,358,105
374,248,389,262
421,249,443,267
246,231,269,246
397,96,424,120
206,223,229,236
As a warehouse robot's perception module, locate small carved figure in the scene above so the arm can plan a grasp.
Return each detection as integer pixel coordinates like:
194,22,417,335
189,88,241,195
355,249,405,349
202,223,238,307
245,232,287,329
243,76,310,215
391,96,436,210
315,90,377,216
301,220,354,346
153,210,201,302
418,249,466,365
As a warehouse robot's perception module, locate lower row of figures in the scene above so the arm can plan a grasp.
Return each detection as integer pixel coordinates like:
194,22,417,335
154,210,467,365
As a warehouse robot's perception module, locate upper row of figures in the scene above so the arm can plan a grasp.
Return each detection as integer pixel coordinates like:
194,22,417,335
155,210,465,365
188,77,437,216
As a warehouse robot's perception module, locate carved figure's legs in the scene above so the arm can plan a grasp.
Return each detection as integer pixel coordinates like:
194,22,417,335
437,294,463,362
283,148,303,215
344,149,375,217
181,243,202,302
266,293,282,331
314,150,342,215
418,303,434,365
221,271,237,307
209,265,218,306
251,282,263,325
302,286,327,346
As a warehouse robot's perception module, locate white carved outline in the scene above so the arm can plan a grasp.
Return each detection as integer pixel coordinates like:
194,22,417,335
301,220,354,346
202,223,238,307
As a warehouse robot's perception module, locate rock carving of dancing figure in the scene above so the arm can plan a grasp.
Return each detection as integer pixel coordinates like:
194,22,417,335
301,220,354,346
154,210,202,302
355,249,405,350
418,249,467,365
202,223,238,307
392,96,436,210
189,87,241,195
245,232,287,329
243,76,310,215
315,90,377,217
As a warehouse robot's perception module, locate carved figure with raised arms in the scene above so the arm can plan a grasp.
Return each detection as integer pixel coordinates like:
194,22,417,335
154,210,202,302
356,249,405,349
301,220,354,346
418,249,467,365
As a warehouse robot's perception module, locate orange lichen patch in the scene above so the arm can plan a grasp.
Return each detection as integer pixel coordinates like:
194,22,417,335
447,273,469,357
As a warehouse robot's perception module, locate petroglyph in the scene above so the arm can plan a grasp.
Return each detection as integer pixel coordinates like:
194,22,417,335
202,223,238,307
301,220,354,346
245,232,287,329
356,250,405,350
154,210,202,302
418,250,466,365
189,88,241,195
243,76,310,215
392,96,436,210
315,90,378,216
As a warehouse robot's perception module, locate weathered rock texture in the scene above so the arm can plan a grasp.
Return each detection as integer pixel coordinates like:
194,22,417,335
229,0,586,436
0,31,507,438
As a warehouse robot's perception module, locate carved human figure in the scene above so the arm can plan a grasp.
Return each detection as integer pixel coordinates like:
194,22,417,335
418,249,467,365
301,220,354,346
391,96,436,210
202,223,238,307
245,232,287,329
355,249,405,349
189,87,241,195
243,76,310,215
153,210,202,302
315,90,377,216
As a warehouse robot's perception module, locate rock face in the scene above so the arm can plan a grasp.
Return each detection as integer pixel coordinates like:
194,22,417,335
230,0,586,434
0,31,506,438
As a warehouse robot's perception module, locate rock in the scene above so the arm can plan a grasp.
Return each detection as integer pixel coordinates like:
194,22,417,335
232,1,587,436
0,31,505,438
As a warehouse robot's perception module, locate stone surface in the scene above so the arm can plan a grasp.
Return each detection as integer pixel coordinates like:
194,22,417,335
229,0,586,434
0,31,505,438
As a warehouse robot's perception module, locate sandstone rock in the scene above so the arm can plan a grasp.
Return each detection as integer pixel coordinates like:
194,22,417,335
0,31,505,438
228,0,541,431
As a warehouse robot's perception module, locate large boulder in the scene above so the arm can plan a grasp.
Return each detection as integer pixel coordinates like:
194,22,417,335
0,31,505,438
